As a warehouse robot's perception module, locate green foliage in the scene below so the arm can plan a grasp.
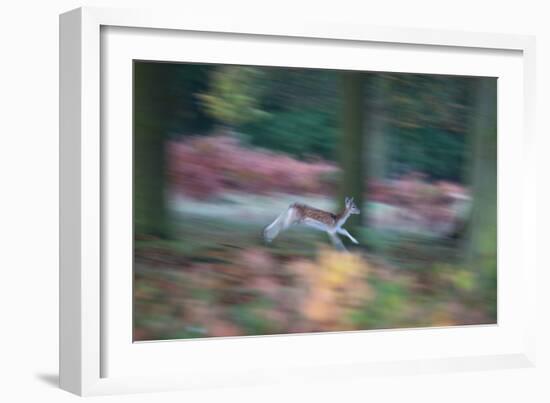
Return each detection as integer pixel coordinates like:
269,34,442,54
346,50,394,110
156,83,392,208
170,64,477,185
450,269,476,292
242,109,337,160
197,66,269,127
239,67,340,160
387,73,471,133
359,225,401,253
481,255,497,320
388,127,467,180
229,300,275,335
350,279,409,329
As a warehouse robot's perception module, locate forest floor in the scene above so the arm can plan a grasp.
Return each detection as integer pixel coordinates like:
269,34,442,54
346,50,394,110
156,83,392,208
134,193,495,341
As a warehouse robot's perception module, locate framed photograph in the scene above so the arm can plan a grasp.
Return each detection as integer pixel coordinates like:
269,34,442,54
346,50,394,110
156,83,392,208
60,6,537,396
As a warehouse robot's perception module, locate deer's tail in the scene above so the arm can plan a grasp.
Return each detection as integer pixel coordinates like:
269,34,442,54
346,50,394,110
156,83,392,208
263,205,297,243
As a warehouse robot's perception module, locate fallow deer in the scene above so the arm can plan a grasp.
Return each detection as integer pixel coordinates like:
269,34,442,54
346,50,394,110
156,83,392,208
263,197,360,251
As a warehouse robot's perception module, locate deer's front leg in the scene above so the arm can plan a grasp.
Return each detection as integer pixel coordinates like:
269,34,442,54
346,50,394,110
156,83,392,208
338,228,358,244
328,232,347,252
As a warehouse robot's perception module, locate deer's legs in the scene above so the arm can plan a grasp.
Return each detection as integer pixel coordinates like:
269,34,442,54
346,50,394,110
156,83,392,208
283,207,297,229
263,206,297,243
328,232,347,252
263,211,285,242
337,228,358,244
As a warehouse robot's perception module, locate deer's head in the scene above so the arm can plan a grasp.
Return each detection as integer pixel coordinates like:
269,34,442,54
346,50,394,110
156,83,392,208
345,197,360,215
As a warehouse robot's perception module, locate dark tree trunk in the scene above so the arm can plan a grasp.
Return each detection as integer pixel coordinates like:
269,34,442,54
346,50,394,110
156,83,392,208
365,74,390,183
133,62,175,239
339,72,366,232
465,78,497,270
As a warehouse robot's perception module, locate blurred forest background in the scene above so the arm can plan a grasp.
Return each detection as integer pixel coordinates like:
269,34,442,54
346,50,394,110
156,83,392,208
133,61,497,341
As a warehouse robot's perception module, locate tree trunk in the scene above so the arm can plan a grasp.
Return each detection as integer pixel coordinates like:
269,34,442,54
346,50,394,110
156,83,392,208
365,74,390,182
133,62,174,239
465,78,497,270
339,72,366,232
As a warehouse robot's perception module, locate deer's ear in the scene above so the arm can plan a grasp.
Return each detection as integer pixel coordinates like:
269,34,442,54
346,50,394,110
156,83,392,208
344,197,349,205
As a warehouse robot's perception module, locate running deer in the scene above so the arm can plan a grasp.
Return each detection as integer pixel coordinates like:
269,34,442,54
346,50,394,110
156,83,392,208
263,197,360,251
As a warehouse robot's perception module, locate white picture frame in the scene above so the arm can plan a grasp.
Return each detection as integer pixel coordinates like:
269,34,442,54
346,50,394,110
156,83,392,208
59,6,537,396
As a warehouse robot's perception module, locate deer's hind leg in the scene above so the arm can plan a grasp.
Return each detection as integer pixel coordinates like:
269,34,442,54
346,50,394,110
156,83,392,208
263,206,298,243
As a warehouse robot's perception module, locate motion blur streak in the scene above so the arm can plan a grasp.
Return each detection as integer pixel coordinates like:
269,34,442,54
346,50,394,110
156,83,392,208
133,62,497,341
